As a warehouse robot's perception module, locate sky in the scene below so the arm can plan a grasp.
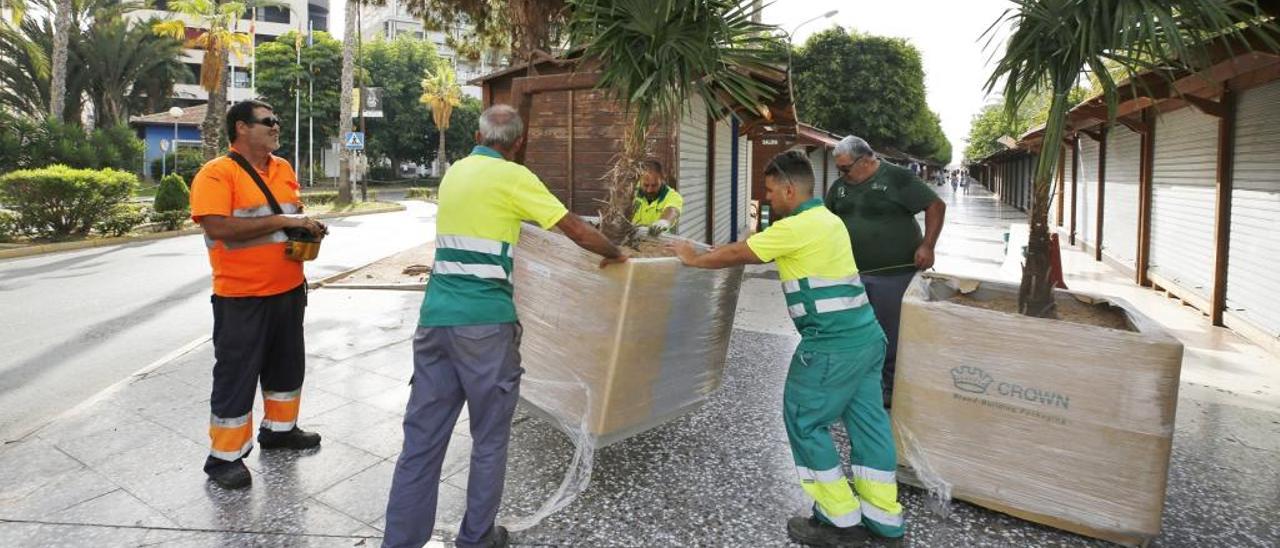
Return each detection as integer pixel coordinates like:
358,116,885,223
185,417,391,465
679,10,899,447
331,0,1014,166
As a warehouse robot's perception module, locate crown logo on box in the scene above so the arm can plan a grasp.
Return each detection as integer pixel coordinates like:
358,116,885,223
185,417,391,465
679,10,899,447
951,366,993,394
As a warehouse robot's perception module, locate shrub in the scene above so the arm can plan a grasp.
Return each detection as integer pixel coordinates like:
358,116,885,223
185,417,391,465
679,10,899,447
302,191,338,206
150,209,190,231
0,166,139,239
0,209,20,242
369,165,396,181
150,147,206,184
24,122,144,173
95,203,148,237
154,173,190,212
406,187,436,201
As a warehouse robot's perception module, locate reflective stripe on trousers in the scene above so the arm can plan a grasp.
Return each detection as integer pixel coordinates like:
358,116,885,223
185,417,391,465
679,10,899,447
261,389,301,432
796,465,863,527
209,411,253,460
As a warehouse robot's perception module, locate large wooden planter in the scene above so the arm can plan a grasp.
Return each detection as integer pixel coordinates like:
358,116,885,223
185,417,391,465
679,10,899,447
893,273,1183,546
512,224,744,447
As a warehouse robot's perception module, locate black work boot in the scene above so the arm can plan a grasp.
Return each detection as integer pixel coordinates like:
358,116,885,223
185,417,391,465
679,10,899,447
204,457,251,490
459,525,509,548
257,426,321,450
787,515,870,547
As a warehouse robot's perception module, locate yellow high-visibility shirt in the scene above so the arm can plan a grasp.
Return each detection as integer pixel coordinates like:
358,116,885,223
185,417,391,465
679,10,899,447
419,145,569,327
746,198,883,351
632,185,683,226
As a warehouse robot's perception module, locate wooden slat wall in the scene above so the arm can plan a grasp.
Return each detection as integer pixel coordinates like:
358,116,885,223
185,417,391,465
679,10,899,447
523,88,675,217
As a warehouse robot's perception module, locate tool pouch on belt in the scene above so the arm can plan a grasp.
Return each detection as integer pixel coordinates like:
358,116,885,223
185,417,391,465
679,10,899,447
228,151,322,262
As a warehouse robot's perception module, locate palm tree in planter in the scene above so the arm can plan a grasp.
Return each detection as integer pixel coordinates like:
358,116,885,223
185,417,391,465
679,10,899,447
883,4,1280,544
420,64,462,176
565,0,784,245
987,0,1279,317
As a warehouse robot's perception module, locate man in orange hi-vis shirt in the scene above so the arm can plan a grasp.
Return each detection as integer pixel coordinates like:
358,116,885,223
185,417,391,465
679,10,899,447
190,100,329,489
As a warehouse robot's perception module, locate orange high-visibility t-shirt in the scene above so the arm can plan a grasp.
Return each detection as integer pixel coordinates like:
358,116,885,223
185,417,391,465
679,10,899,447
190,148,304,297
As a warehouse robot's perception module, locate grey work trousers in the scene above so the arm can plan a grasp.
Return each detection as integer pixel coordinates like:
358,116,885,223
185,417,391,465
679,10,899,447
861,271,917,405
382,323,524,548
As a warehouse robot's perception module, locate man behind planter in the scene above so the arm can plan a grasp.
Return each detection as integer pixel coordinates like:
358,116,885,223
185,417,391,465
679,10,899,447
673,151,905,546
189,99,330,489
382,104,627,548
631,158,683,236
826,136,945,408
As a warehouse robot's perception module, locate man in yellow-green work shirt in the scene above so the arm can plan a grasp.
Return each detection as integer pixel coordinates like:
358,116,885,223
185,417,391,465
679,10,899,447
632,158,683,236
382,104,627,548
672,150,905,547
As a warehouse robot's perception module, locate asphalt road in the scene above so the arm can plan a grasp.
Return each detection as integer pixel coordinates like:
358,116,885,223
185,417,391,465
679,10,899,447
0,200,438,443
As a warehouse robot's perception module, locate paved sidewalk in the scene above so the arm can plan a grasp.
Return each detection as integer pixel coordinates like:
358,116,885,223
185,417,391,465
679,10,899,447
1,183,1277,546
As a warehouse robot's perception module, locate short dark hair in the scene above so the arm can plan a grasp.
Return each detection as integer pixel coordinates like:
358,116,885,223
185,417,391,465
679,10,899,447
226,99,273,143
764,150,815,194
641,158,663,175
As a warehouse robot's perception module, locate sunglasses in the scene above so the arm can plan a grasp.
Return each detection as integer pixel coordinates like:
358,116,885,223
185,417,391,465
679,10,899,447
836,157,861,174
250,116,281,128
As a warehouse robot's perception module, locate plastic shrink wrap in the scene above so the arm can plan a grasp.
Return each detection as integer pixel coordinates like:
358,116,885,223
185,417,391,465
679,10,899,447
512,223,744,447
892,273,1183,546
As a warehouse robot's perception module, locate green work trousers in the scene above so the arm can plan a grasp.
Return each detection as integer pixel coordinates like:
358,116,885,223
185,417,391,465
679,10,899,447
782,340,906,538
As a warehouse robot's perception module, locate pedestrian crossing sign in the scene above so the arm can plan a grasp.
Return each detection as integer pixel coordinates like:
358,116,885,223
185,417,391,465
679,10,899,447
344,132,365,150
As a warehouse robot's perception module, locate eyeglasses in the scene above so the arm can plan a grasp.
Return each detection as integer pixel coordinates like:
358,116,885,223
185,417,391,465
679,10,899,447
836,157,860,174
250,116,281,128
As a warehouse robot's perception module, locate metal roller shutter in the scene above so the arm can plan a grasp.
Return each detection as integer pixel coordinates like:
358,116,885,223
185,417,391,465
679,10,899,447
1228,80,1280,340
677,96,708,242
1076,138,1099,247
1149,106,1218,300
738,131,751,240
712,117,733,244
1103,127,1142,268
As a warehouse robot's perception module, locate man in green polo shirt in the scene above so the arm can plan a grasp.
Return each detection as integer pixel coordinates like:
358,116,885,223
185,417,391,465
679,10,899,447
631,158,683,236
673,150,905,546
382,104,626,548
826,135,945,408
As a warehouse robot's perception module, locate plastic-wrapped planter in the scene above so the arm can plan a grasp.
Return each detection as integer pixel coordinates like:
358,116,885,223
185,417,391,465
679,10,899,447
512,223,744,448
892,273,1183,546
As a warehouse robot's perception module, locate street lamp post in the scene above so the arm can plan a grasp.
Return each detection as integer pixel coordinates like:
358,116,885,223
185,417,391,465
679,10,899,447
789,10,838,45
169,106,183,177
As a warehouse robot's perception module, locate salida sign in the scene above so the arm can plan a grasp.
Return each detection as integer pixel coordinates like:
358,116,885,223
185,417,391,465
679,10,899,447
950,366,1070,410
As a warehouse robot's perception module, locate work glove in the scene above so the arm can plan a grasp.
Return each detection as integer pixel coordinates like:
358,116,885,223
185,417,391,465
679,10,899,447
648,218,672,237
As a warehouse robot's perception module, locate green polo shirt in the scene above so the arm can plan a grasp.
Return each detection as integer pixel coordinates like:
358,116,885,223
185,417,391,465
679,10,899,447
419,146,569,327
747,198,883,352
632,184,683,226
824,161,938,275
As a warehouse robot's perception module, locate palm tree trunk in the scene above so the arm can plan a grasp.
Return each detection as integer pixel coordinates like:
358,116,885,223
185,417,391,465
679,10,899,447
202,56,228,161
336,0,357,205
1017,87,1072,318
48,0,71,121
600,124,644,245
437,128,446,172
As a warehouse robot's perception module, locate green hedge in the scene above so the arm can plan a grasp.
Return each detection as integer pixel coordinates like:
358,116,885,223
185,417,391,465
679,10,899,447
150,148,206,184
406,187,436,201
0,166,138,239
95,203,149,237
0,210,18,242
